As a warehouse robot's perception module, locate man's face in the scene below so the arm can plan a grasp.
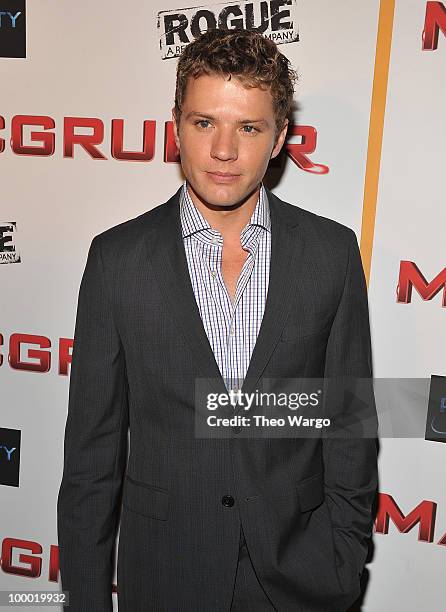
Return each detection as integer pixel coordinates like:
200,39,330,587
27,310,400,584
172,73,288,209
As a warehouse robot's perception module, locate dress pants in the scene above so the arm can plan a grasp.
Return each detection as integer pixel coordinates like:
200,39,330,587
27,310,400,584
230,524,277,611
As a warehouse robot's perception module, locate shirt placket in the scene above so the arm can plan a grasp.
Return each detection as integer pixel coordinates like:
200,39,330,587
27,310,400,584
197,230,233,388
226,228,262,393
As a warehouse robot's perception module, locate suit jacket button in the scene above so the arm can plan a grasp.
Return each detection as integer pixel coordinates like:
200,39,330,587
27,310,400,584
221,495,235,507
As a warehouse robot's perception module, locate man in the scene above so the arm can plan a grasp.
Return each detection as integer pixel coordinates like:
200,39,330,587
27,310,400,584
57,29,378,612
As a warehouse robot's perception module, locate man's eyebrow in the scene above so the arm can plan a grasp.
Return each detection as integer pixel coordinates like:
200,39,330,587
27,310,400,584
185,111,268,126
237,118,269,126
185,111,217,120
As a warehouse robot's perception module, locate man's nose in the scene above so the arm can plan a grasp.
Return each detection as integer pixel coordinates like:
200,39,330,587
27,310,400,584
210,129,238,162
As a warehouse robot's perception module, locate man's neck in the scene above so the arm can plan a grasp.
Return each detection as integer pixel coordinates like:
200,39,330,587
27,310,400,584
186,182,261,241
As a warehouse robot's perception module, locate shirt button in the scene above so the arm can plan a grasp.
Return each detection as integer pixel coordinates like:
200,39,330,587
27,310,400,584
230,327,235,336
211,270,217,278
211,237,219,245
232,425,242,434
221,495,235,507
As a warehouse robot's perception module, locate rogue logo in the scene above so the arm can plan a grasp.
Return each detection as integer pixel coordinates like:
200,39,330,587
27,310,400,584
157,0,299,59
396,261,446,307
422,1,446,50
0,222,20,264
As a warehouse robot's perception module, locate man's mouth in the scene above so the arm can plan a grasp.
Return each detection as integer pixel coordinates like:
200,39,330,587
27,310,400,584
206,171,241,183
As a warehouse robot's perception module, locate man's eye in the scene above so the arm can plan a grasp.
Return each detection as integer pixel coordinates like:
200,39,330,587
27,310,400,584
196,120,211,129
242,125,258,134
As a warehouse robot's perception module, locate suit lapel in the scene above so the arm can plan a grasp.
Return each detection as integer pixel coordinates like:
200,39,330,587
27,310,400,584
145,186,306,400
145,187,227,394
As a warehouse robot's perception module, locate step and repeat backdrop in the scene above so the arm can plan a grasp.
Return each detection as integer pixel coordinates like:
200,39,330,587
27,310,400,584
1,1,445,610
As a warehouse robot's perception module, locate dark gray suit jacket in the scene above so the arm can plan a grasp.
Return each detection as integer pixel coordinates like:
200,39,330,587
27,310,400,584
57,186,378,611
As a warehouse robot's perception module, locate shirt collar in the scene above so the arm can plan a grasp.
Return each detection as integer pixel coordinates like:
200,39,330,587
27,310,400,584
179,180,271,240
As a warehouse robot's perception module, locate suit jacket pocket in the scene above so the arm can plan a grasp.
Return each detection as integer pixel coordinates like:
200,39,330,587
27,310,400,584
123,474,169,520
296,471,325,512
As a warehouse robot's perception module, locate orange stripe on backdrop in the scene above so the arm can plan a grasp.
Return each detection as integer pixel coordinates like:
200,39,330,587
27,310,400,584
360,0,396,287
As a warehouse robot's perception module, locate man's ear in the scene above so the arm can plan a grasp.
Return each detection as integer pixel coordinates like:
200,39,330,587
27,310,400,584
172,107,180,151
270,118,289,159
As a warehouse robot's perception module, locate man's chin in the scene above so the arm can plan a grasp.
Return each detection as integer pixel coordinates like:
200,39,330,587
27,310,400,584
189,181,258,210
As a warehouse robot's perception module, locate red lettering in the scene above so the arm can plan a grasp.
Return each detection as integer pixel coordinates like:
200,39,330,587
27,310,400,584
64,117,106,159
111,119,156,161
164,121,180,163
9,333,51,372
397,261,446,306
11,115,55,156
422,1,446,49
1,116,329,174
375,493,436,542
1,538,42,577
48,545,59,582
285,125,329,174
0,115,5,153
58,337,73,376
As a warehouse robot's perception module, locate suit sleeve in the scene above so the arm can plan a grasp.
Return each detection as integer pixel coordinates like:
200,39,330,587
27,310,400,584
57,235,129,612
322,228,379,581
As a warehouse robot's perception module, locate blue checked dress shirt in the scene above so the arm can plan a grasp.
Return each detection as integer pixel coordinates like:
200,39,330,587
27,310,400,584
179,180,271,392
